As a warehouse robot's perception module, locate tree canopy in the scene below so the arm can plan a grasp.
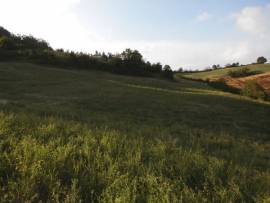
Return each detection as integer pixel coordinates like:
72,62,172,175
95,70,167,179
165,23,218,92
257,56,267,64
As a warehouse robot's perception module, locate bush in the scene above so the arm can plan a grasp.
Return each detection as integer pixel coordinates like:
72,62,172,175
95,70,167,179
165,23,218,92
228,67,260,78
241,80,266,100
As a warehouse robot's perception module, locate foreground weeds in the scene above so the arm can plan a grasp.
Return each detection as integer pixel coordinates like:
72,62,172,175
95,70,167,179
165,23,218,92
0,112,269,203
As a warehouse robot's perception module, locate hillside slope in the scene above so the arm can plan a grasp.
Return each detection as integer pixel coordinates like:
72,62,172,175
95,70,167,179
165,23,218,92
181,63,270,80
0,62,270,202
179,64,270,98
222,72,270,94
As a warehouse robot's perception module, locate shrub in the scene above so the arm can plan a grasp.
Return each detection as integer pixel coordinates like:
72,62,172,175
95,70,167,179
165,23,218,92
228,67,260,78
241,80,266,100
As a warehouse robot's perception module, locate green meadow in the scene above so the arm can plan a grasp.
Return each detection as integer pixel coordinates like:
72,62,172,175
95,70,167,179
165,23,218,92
0,62,270,202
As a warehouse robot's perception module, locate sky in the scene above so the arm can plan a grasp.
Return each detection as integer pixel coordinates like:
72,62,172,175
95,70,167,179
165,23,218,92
1,0,270,70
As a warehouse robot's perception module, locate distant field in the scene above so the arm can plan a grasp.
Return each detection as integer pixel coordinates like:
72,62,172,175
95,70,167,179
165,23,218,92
180,63,270,80
0,62,270,202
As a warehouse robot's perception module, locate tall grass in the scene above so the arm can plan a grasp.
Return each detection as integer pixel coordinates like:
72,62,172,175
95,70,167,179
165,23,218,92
1,112,269,202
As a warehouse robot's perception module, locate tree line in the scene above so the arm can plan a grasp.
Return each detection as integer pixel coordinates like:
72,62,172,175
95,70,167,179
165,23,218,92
0,26,173,79
177,57,268,73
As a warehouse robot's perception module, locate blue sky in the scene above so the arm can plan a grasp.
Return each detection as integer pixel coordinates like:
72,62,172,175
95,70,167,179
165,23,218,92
77,0,267,40
1,0,270,69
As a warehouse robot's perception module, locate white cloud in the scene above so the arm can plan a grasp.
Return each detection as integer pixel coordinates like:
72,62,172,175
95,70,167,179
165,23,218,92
0,0,101,51
196,12,212,22
234,4,270,38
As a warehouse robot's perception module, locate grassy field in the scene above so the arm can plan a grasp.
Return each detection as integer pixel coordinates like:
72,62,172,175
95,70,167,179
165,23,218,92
0,62,270,202
180,63,270,80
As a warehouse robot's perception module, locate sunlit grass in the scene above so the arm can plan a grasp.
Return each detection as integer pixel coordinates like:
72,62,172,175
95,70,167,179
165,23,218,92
1,112,269,202
180,63,270,80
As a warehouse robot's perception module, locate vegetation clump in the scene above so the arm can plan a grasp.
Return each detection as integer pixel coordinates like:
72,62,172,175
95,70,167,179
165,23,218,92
228,67,260,78
241,80,266,100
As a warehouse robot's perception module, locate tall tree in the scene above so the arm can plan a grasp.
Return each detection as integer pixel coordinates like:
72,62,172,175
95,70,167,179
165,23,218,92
257,56,267,64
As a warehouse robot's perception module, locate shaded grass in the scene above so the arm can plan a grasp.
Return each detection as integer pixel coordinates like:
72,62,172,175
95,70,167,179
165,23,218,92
1,62,269,138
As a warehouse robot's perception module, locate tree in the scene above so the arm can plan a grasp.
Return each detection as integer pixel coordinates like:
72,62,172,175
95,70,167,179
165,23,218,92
257,56,267,64
162,65,174,80
101,52,108,61
151,63,162,73
120,49,146,75
0,26,11,37
108,56,123,73
163,65,172,71
15,35,50,50
212,65,218,70
121,49,143,64
178,67,183,72
231,62,239,67
225,62,239,68
0,37,16,50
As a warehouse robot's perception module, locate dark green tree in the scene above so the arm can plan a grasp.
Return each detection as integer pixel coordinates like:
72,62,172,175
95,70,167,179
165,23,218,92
212,65,218,70
121,49,143,63
162,65,174,79
0,26,11,37
257,56,267,64
151,63,162,72
0,36,16,50
178,67,183,72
